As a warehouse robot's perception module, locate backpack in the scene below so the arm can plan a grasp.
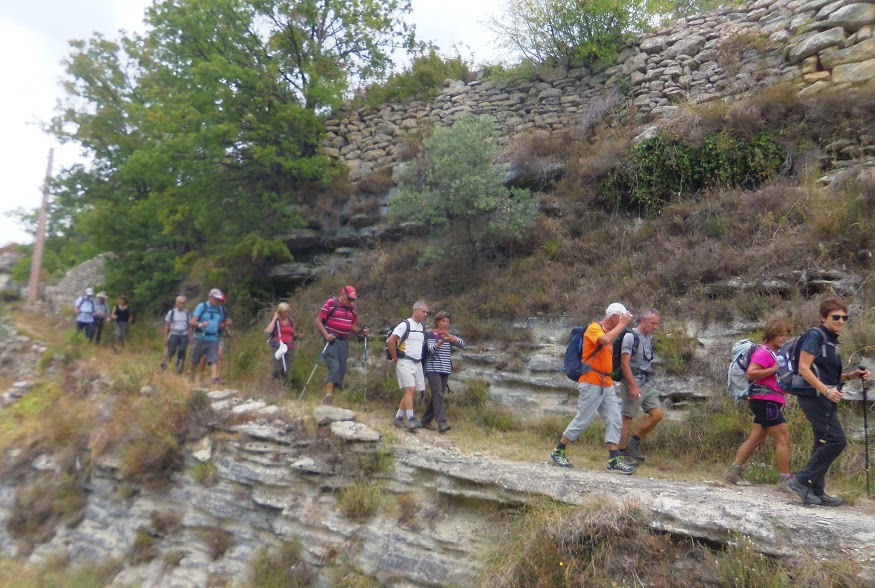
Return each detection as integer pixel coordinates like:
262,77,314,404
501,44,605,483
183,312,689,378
561,324,604,382
776,326,831,393
727,338,758,400
610,328,640,381
194,301,225,336
384,320,428,362
321,297,344,324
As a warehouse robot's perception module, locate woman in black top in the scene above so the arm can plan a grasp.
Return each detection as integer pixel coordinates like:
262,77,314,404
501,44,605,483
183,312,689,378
788,298,870,506
111,295,133,352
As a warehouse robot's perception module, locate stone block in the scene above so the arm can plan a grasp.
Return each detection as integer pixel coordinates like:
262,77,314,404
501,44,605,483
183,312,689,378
803,55,821,73
803,70,832,81
831,56,875,82
827,3,875,30
787,27,847,62
821,36,875,67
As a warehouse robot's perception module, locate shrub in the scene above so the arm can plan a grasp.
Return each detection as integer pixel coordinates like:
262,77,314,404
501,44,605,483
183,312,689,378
356,48,472,108
389,115,538,255
129,529,158,564
247,541,314,587
200,527,234,561
605,132,785,214
338,483,382,522
191,461,219,486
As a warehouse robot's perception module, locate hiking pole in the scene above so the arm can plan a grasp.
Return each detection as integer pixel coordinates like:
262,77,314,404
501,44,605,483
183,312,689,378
363,334,369,406
861,366,871,498
299,341,330,401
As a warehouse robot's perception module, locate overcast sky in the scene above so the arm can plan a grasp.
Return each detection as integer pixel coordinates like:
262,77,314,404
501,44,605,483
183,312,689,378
0,0,503,247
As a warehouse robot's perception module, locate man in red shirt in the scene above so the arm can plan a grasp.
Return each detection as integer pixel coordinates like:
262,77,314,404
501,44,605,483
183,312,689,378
315,285,369,405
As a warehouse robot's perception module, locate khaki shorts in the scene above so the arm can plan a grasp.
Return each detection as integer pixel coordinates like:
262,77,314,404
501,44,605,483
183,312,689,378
396,358,425,391
618,381,661,418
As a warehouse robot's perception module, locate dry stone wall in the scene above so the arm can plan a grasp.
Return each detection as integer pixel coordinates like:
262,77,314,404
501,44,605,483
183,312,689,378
324,0,875,181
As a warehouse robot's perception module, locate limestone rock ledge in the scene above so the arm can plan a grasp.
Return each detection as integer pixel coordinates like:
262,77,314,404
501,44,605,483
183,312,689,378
1,388,873,587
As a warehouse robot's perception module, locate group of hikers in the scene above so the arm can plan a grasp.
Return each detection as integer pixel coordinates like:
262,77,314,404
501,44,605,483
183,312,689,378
77,282,871,506
547,297,870,508
73,287,132,352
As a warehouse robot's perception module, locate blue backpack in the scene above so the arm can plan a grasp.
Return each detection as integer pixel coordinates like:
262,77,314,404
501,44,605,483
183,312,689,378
561,324,604,382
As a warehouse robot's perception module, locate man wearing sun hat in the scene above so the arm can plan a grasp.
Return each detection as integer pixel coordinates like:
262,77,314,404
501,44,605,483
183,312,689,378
549,302,636,474
189,288,227,386
74,287,97,342
315,285,369,405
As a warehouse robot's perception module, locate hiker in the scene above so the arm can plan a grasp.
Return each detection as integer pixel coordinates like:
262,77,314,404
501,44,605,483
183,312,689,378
616,308,663,466
110,295,132,352
161,295,192,374
73,287,96,342
725,319,793,490
314,285,369,405
215,292,232,378
550,303,636,474
422,310,465,434
387,300,429,430
265,302,298,382
93,292,109,345
787,298,870,507
190,289,226,386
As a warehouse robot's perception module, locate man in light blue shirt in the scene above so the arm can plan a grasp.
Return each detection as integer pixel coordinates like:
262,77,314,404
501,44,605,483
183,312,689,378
73,287,96,342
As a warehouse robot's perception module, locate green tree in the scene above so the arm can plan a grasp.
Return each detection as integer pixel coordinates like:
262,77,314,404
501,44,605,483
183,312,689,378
46,0,416,311
389,115,537,254
486,0,652,67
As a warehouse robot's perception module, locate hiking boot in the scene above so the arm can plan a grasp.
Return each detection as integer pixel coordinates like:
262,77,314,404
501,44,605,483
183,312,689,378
725,463,752,486
787,478,822,506
420,421,436,431
550,448,572,468
606,456,636,475
406,418,423,431
160,361,167,372
625,437,646,463
438,423,452,434
393,418,406,429
776,477,794,494
322,394,333,406
816,493,843,507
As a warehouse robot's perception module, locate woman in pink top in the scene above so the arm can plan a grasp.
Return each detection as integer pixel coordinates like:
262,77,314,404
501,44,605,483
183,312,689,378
725,319,793,490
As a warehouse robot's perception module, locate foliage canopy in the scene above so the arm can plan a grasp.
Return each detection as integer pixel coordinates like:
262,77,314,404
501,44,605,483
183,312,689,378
42,0,415,311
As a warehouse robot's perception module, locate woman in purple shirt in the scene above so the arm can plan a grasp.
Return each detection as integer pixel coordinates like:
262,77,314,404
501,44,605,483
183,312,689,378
725,319,792,490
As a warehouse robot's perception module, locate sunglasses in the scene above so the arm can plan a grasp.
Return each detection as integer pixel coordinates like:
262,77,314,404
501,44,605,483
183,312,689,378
435,312,451,320
830,314,849,321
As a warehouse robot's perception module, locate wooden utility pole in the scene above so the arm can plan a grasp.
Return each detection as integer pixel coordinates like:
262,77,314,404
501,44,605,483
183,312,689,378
27,148,54,306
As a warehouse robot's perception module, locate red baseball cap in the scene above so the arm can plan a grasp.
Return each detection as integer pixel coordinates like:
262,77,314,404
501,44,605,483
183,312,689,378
342,285,357,300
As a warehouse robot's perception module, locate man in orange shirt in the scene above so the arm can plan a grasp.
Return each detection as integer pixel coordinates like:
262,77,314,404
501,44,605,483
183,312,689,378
550,303,635,474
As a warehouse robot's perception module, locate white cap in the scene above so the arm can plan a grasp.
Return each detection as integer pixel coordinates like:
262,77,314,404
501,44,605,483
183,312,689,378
209,288,222,299
85,287,94,296
605,303,628,316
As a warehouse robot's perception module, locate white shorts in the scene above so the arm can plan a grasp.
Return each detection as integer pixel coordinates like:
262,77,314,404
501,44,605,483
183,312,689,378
396,358,425,391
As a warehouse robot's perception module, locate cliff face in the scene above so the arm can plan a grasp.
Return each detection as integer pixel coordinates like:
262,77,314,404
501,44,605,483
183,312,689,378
2,384,875,587
324,0,875,181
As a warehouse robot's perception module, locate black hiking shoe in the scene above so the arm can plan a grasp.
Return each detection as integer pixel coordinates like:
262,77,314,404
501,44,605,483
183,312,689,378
625,437,646,462
815,493,843,507
787,478,822,506
606,456,636,475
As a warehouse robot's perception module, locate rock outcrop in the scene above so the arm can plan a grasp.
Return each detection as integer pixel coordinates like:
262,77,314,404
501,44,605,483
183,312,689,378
2,385,874,587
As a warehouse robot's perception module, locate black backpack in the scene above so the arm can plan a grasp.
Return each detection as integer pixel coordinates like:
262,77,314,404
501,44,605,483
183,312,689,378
776,325,832,393
610,328,640,381
384,320,429,362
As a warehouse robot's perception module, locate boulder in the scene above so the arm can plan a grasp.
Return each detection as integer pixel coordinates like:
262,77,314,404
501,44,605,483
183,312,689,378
328,421,380,442
313,406,357,427
831,56,875,82
827,3,875,30
788,27,847,63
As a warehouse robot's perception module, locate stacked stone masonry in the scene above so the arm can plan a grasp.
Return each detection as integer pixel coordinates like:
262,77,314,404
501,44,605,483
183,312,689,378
323,0,875,181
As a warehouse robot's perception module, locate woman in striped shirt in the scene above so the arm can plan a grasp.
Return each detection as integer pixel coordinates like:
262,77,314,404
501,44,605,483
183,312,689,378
422,311,465,433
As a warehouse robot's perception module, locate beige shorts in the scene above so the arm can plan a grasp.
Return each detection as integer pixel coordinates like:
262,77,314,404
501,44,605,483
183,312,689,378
396,358,425,391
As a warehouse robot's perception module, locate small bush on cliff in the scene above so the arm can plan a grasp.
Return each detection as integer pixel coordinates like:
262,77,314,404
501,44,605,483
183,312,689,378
390,115,538,257
356,48,472,108
486,0,652,67
247,541,314,587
